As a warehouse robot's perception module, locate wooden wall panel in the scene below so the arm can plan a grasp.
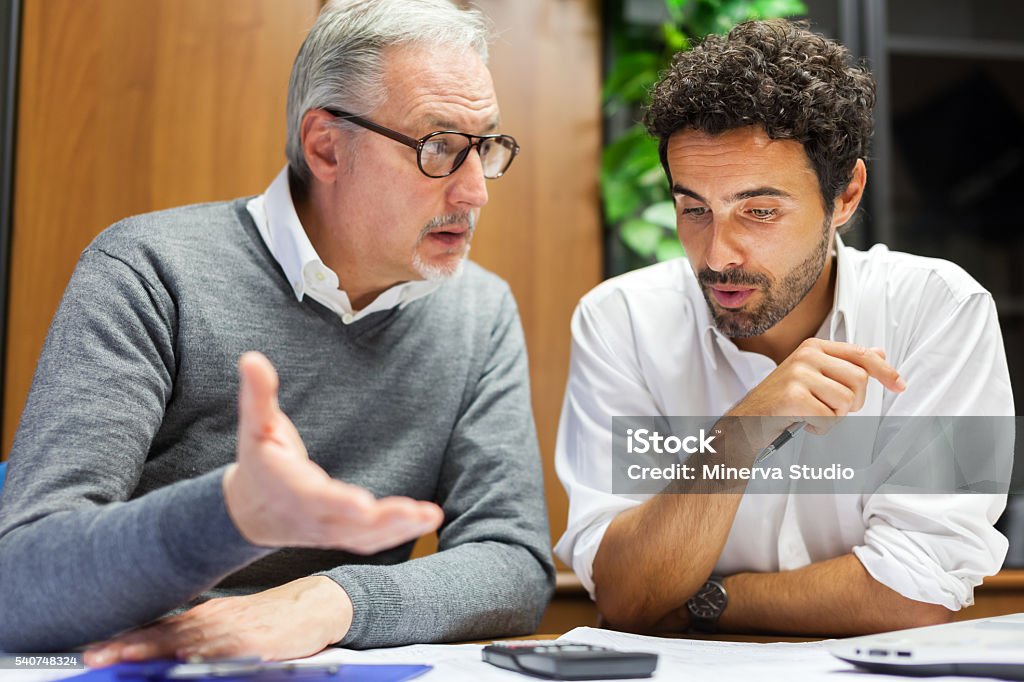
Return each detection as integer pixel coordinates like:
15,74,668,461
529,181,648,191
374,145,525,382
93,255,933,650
470,0,604,559
3,0,322,453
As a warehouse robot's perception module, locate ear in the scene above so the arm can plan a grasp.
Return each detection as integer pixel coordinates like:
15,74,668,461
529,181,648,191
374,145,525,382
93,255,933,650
831,158,867,229
300,109,346,184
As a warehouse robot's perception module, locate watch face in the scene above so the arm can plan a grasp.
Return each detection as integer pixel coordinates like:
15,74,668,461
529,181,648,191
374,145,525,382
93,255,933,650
689,581,727,619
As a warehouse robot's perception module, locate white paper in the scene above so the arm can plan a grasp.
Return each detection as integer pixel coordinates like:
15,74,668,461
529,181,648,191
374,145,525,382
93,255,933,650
303,641,524,681
554,627,986,681
557,626,836,680
302,627,987,681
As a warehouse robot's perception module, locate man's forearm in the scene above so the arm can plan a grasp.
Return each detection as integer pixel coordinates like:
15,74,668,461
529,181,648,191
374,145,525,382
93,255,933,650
593,418,771,630
594,491,743,630
718,554,953,636
0,470,269,652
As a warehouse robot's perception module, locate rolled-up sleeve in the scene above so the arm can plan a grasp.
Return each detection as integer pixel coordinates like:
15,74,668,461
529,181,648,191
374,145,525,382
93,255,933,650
853,291,1012,609
854,493,1007,609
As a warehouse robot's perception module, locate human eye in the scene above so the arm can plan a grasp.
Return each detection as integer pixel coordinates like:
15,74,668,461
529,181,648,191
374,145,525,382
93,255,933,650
681,206,710,220
747,207,779,222
422,138,450,156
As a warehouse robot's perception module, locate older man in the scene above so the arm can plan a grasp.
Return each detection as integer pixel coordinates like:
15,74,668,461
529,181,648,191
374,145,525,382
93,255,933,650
0,0,553,661
556,20,1009,636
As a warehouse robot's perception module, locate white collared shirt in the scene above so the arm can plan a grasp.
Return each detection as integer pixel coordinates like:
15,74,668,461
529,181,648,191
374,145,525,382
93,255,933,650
246,166,442,323
554,238,1012,610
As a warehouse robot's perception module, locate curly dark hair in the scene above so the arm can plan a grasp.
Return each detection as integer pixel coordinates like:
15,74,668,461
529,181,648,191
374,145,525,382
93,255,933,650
644,19,876,216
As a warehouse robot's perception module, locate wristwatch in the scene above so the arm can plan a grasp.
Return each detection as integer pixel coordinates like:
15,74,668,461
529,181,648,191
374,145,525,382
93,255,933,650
686,576,728,632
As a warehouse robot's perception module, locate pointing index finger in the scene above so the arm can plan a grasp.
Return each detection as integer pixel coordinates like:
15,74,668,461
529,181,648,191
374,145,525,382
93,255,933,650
825,342,906,392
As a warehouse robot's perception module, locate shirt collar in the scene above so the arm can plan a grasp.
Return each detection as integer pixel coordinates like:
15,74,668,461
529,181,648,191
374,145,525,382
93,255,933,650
828,234,856,342
696,233,858,366
247,166,444,316
253,166,320,301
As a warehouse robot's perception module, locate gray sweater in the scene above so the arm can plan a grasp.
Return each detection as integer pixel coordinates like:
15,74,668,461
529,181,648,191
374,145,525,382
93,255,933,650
0,199,554,652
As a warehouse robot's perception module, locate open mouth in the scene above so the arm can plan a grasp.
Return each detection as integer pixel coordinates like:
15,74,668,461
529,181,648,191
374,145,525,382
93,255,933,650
425,219,468,245
710,287,756,309
427,228,468,247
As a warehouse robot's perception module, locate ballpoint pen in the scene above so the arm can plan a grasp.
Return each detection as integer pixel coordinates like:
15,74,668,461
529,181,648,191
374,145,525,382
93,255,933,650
128,658,342,680
754,422,806,465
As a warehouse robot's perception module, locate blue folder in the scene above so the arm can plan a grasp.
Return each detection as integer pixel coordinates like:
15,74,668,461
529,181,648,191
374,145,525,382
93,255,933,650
63,660,432,682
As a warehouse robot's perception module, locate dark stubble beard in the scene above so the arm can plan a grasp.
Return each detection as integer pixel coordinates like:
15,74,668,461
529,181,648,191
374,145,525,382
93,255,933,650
698,219,833,339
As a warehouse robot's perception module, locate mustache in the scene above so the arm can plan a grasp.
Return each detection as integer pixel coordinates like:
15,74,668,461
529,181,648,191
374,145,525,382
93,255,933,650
421,212,476,236
698,267,771,288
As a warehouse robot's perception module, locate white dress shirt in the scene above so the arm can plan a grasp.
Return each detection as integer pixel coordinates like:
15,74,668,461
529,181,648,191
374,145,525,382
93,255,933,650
554,238,1012,610
246,166,443,323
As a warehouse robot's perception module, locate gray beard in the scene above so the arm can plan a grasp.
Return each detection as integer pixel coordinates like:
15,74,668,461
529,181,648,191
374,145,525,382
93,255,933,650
412,211,476,281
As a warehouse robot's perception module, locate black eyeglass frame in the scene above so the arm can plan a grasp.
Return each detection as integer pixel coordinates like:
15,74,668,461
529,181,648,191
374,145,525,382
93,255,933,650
323,108,520,179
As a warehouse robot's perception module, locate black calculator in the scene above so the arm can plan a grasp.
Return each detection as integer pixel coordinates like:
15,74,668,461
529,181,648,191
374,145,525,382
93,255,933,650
482,641,658,680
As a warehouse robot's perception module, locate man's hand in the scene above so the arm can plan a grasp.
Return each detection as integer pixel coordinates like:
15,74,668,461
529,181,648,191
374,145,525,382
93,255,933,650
84,576,350,666
730,339,906,435
223,351,444,551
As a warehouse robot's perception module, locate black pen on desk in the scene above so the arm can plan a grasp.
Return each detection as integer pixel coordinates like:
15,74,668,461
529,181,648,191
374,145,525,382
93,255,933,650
153,658,341,680
754,422,805,465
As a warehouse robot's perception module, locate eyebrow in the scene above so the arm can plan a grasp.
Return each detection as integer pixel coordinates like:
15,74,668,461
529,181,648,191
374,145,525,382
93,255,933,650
672,185,707,204
672,185,795,203
427,116,500,134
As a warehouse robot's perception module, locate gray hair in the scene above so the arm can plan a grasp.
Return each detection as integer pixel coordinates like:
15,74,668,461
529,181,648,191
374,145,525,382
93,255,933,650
285,0,492,185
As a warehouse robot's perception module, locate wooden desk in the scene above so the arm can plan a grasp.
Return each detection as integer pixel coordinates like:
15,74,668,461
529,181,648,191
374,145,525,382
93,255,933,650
957,569,1024,620
537,572,598,634
540,569,1024,635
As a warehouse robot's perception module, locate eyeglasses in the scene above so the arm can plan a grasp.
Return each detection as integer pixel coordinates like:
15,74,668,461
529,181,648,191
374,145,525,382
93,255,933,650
323,108,520,179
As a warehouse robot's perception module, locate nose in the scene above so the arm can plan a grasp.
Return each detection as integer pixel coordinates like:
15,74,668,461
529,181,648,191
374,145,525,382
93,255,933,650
447,146,489,210
703,220,744,272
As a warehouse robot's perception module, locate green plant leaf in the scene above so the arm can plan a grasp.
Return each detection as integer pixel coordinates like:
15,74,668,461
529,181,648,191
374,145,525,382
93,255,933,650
602,126,664,192
664,0,690,25
620,219,664,257
749,0,807,18
655,236,687,261
710,0,754,33
602,52,661,105
642,201,677,229
637,166,669,189
622,138,662,178
601,126,648,174
687,1,721,38
662,22,690,52
601,175,643,223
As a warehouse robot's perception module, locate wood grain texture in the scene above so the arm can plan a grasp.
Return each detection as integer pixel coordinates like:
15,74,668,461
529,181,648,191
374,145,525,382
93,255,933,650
4,0,321,454
467,0,604,563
